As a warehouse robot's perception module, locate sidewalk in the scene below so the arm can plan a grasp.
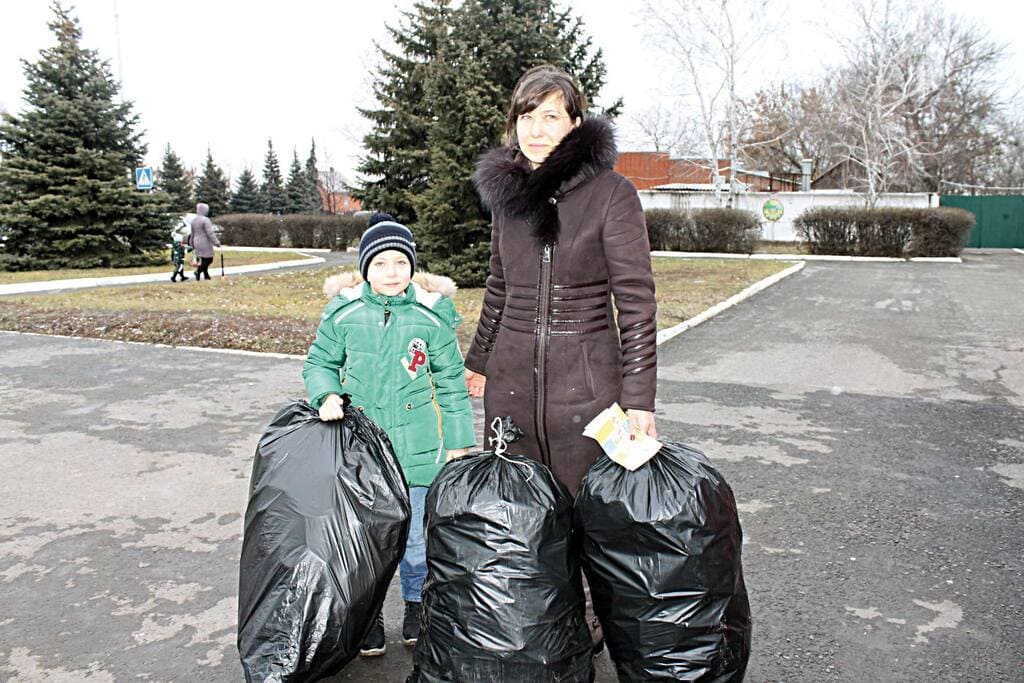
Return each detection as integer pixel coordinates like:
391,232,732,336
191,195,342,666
0,250,329,296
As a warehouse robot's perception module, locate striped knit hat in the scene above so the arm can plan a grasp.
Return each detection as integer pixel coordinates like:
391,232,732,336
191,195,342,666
358,213,416,280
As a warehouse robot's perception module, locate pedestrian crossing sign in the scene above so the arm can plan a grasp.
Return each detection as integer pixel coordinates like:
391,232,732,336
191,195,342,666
135,166,154,190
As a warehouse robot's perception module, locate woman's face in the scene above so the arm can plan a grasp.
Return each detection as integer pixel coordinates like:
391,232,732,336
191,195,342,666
516,92,581,168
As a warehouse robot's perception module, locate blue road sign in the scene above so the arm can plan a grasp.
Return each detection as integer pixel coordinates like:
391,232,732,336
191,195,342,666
135,166,154,190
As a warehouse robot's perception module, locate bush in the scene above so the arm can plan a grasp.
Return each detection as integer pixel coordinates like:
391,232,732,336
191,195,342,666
687,209,759,253
217,214,283,248
906,208,974,257
216,214,368,250
795,207,974,257
645,208,692,251
645,208,759,253
793,207,858,255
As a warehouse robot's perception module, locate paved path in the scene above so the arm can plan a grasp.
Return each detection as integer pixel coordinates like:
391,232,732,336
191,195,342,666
0,249,356,296
0,253,1021,681
654,252,1024,681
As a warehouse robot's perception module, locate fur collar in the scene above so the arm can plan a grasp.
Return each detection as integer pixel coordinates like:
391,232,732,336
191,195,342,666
323,270,457,303
472,117,618,245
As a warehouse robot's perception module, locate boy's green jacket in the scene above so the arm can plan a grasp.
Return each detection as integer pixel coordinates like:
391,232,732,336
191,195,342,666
303,272,476,486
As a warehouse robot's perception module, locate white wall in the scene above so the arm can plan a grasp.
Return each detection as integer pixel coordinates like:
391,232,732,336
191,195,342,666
637,190,940,241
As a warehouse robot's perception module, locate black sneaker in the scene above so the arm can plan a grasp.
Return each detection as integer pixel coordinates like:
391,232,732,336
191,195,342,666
402,600,421,646
359,611,386,657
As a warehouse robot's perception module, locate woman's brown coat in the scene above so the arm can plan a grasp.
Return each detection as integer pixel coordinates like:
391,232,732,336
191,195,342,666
465,118,657,494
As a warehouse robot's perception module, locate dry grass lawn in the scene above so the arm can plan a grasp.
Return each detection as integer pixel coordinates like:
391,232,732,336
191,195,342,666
0,249,316,284
0,257,793,354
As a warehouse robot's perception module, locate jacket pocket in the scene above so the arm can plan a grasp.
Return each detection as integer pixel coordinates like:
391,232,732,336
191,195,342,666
582,337,620,401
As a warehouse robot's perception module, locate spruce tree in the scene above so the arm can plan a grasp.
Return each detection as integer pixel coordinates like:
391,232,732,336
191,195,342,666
412,0,617,285
194,148,231,218
304,139,322,213
259,138,287,214
0,3,171,270
157,144,193,214
230,168,261,213
353,0,452,224
284,150,308,214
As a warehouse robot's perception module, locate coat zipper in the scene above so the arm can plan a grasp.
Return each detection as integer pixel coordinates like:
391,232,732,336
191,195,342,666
535,243,553,468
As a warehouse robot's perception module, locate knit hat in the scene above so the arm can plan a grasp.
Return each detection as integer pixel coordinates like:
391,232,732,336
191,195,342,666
358,213,417,280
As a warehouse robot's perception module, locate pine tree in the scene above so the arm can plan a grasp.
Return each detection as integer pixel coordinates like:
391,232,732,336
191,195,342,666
230,168,261,213
157,144,193,213
412,0,617,285
259,138,286,214
0,3,171,270
194,148,231,218
284,149,308,214
304,139,322,213
353,0,452,224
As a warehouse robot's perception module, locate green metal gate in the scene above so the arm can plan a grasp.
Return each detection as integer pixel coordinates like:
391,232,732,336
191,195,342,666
940,195,1024,248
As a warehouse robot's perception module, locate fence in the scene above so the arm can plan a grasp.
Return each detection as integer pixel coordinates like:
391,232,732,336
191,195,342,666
637,190,938,242
939,195,1024,248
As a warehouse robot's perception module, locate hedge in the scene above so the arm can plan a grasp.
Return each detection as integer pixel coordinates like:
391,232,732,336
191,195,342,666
794,207,974,257
216,214,368,250
645,208,759,253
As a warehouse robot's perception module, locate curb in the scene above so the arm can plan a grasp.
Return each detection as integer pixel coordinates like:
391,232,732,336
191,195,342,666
652,250,962,264
0,253,324,296
656,261,806,346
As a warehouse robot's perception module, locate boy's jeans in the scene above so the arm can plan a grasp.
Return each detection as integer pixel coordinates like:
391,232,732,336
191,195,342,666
400,486,428,602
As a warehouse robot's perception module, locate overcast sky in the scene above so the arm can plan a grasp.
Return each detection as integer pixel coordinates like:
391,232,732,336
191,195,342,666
2,0,1021,184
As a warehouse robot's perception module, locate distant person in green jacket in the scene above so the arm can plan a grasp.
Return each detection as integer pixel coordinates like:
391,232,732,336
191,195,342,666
303,213,475,658
169,233,191,282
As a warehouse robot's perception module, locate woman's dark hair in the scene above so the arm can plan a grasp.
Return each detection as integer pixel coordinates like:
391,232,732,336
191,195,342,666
503,64,586,148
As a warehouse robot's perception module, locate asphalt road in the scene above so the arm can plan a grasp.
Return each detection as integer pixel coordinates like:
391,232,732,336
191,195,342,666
0,252,1021,682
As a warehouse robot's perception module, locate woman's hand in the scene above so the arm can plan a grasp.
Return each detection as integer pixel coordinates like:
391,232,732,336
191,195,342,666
318,394,345,421
627,409,657,439
464,369,486,398
446,447,471,462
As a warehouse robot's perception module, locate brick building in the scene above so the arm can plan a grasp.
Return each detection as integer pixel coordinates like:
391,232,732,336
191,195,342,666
615,151,799,192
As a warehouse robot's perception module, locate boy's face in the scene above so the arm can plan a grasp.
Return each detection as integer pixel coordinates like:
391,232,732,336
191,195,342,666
366,249,412,297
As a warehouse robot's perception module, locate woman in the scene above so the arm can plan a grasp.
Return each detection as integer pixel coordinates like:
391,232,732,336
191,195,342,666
464,64,657,496
188,202,220,280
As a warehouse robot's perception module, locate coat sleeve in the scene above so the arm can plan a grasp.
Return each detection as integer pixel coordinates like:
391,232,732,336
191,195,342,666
428,299,477,449
464,216,505,375
603,176,657,412
206,219,222,248
302,301,347,409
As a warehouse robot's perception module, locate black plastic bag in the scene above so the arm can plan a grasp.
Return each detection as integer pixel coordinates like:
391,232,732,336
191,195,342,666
238,399,411,682
410,427,594,683
575,442,751,682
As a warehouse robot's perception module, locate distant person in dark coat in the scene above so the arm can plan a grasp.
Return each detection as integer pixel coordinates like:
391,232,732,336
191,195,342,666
188,203,221,280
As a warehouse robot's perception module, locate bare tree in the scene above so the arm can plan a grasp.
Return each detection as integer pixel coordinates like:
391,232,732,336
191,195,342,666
828,0,933,204
902,12,1007,191
828,0,1009,202
739,82,840,180
630,101,700,155
318,151,347,214
644,0,784,204
969,109,1024,191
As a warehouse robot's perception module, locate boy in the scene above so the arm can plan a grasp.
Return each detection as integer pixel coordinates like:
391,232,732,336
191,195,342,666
169,233,191,282
302,214,475,657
